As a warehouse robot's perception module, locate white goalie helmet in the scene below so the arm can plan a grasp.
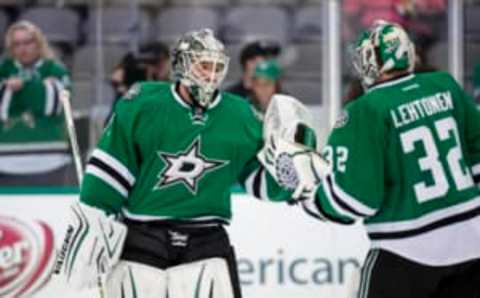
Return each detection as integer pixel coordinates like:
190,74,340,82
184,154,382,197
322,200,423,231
351,20,415,89
172,28,229,108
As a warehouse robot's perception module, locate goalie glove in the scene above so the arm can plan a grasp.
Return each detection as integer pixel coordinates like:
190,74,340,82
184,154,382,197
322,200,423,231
263,94,317,148
258,135,330,201
53,202,127,290
258,94,330,201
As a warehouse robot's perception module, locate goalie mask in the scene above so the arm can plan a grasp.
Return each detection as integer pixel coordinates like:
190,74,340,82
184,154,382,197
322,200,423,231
172,29,229,108
351,20,415,89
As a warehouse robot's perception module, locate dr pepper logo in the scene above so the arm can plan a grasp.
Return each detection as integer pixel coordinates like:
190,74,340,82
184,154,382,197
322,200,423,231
0,216,55,298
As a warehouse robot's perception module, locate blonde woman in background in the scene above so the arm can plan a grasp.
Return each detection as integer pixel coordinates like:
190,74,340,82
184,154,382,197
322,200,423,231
0,20,74,186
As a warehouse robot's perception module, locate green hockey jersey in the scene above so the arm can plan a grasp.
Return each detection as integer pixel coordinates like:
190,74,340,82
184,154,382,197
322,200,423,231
0,58,71,174
308,72,480,266
81,82,291,224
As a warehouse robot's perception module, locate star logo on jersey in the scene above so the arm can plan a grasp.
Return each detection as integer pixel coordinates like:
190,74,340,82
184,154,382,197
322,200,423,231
154,137,229,194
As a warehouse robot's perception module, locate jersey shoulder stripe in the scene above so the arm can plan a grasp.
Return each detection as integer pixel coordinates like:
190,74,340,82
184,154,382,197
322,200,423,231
244,167,269,201
92,149,135,184
85,165,129,197
329,174,377,216
320,174,360,220
315,173,377,222
85,149,136,197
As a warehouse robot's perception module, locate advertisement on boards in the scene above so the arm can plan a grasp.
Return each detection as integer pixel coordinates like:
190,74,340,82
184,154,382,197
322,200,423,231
0,193,370,298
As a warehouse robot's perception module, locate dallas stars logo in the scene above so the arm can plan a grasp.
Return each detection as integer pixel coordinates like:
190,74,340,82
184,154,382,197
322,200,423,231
154,137,229,194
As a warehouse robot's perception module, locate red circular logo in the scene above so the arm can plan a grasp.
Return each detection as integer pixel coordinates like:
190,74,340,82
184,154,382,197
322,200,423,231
0,216,55,297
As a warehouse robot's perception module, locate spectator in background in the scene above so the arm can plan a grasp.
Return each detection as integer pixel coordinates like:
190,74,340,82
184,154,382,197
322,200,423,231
111,41,171,100
249,59,282,118
343,0,446,64
398,0,447,64
0,20,73,186
343,0,405,41
226,40,281,98
108,41,170,122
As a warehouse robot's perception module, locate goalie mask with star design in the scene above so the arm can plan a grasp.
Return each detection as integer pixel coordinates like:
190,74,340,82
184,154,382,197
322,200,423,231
351,20,416,90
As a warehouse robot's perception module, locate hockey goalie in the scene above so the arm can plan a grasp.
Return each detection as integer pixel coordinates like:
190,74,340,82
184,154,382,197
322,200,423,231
53,28,328,298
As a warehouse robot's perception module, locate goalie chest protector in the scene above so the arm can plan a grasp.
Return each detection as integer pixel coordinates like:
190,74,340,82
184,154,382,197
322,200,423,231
81,82,265,223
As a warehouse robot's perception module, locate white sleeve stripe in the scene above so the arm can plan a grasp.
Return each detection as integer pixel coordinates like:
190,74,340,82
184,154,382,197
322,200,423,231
86,164,128,198
472,164,480,176
44,80,54,115
244,169,255,197
52,79,64,114
301,197,326,221
51,78,64,88
244,168,268,201
92,149,135,186
259,170,269,201
330,174,377,216
322,175,359,220
0,88,12,121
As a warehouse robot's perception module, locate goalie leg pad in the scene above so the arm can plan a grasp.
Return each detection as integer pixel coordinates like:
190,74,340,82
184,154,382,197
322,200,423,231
54,202,127,289
107,261,167,298
168,258,236,298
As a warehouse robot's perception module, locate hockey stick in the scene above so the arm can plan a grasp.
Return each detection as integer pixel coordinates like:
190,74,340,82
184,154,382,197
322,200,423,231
60,90,84,184
60,90,109,298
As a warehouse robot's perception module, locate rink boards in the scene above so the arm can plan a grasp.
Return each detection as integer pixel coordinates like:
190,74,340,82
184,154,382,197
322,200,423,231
0,192,369,298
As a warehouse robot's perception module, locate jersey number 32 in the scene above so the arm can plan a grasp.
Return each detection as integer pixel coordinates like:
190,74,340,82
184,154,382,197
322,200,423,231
400,116,474,203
